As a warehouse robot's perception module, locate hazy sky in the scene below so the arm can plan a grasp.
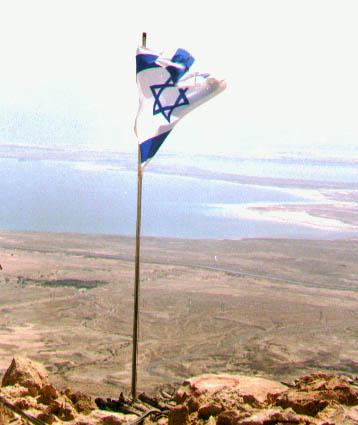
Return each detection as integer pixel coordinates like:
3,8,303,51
0,0,357,155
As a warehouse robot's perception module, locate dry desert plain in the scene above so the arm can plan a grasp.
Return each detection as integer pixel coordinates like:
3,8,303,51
0,230,358,400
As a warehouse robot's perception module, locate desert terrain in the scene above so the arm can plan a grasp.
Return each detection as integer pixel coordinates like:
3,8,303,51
0,230,358,400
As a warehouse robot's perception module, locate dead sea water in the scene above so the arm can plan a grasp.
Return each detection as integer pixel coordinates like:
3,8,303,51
0,156,356,239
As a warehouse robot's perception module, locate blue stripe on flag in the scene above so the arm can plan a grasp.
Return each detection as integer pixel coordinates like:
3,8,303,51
167,48,195,83
140,131,171,163
136,54,160,74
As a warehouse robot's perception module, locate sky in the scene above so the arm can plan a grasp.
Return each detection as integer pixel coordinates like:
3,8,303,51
0,0,357,156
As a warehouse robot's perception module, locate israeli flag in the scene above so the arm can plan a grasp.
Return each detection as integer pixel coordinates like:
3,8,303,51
135,46,226,165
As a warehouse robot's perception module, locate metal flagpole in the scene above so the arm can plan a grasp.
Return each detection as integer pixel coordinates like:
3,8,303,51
131,32,146,400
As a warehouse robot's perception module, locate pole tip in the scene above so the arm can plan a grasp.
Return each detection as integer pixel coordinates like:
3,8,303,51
142,32,147,48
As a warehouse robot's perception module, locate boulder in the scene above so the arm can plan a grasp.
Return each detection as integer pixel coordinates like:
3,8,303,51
63,389,97,414
74,397,98,415
178,374,288,404
1,357,49,390
187,396,200,413
294,372,358,405
273,391,329,416
101,415,126,425
37,411,56,424
37,384,59,405
216,410,251,425
0,357,137,425
271,373,358,417
198,401,223,419
168,404,189,425
45,397,77,421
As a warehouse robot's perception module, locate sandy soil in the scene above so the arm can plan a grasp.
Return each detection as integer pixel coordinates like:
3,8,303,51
0,230,358,399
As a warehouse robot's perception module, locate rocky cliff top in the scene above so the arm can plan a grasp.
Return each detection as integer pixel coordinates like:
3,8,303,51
2,356,358,425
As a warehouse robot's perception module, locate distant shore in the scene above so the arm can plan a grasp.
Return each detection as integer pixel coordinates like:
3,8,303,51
226,188,358,232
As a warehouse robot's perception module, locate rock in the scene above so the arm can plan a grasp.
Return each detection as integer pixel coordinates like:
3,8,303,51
271,373,358,417
1,384,29,399
241,394,261,408
1,357,49,390
168,404,189,425
239,408,301,425
74,397,98,415
37,384,59,405
198,402,223,419
0,402,15,425
273,391,329,416
187,396,200,413
37,411,56,424
184,374,243,393
64,389,97,414
46,398,77,421
27,385,39,397
295,372,347,391
3,356,358,425
294,373,358,405
40,384,58,399
0,358,137,425
101,415,126,425
87,409,137,425
14,398,36,410
180,374,288,404
216,410,251,425
174,387,192,404
317,404,358,425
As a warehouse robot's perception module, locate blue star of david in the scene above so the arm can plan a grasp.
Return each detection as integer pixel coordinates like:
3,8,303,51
150,77,189,123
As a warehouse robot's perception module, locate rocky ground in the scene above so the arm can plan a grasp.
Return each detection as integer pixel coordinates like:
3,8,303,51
2,356,358,424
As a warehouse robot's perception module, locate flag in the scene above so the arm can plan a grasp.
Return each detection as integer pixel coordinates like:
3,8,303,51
135,45,226,165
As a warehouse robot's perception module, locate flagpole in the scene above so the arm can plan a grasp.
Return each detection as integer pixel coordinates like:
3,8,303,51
131,32,146,400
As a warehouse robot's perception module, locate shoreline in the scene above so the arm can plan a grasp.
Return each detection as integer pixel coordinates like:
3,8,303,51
208,186,358,235
237,203,357,231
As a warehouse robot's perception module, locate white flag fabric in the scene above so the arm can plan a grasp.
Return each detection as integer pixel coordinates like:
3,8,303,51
135,46,226,165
